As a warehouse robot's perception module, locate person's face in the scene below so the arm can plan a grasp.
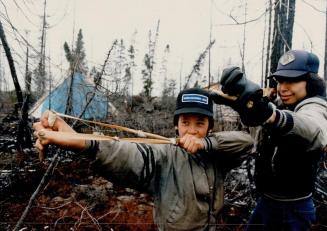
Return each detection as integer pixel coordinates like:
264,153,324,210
177,114,209,138
276,79,307,105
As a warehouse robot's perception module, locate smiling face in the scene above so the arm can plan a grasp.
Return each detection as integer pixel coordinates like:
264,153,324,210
177,114,209,138
276,78,307,105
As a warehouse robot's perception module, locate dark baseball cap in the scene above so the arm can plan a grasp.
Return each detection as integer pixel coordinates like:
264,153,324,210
271,50,319,78
174,88,213,118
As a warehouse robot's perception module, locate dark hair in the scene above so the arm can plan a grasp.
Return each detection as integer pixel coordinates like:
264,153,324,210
306,73,326,97
173,114,214,130
274,73,326,98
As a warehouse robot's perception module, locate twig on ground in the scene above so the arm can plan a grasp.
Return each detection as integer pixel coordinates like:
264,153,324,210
13,152,60,231
36,200,73,210
97,206,122,221
74,201,102,231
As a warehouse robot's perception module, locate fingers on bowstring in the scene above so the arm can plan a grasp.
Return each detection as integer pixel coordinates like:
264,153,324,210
34,139,44,151
37,148,45,162
34,139,45,161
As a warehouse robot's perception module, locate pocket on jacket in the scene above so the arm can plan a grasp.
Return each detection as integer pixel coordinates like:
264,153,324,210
167,195,185,223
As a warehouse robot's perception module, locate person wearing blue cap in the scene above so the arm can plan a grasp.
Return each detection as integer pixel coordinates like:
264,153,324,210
211,50,327,231
33,87,253,231
247,50,327,231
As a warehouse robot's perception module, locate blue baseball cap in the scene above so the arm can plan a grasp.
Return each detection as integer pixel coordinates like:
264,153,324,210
271,50,319,78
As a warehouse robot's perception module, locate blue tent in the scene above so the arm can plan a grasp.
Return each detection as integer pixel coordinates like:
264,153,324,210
30,73,110,119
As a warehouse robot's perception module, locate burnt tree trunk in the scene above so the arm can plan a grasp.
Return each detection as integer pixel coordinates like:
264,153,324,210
0,20,23,113
64,71,74,118
324,1,327,82
270,0,283,79
264,0,273,87
16,44,33,164
286,0,296,49
269,0,296,87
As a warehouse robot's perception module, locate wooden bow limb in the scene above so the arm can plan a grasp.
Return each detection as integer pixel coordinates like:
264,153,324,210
53,112,171,141
38,130,177,145
209,87,276,100
208,88,238,101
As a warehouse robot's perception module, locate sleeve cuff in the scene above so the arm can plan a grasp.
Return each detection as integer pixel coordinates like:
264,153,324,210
265,109,294,134
202,136,219,152
78,140,99,160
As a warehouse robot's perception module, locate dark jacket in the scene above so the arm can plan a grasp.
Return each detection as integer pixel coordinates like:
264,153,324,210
255,97,327,199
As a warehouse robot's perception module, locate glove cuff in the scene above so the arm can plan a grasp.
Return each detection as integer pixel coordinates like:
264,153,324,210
263,103,276,124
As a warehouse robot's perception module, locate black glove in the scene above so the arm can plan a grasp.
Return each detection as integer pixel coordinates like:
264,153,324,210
210,90,274,126
211,66,274,126
209,66,245,106
237,95,274,126
220,66,245,96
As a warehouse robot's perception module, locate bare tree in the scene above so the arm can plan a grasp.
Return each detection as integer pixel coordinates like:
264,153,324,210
73,40,117,124
0,46,2,92
161,44,170,98
114,39,127,94
269,0,296,87
128,30,138,100
184,40,215,89
261,2,268,87
241,1,248,73
142,20,160,99
264,0,273,88
34,0,47,98
127,44,136,94
0,20,23,112
23,42,32,122
324,1,327,82
64,29,88,116
121,41,133,96
286,0,296,48
17,43,33,155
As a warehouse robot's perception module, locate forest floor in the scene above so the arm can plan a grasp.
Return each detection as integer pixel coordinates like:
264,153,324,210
0,151,252,231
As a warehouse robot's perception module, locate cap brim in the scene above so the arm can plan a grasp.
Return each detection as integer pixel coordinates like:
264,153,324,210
174,107,213,117
269,69,308,78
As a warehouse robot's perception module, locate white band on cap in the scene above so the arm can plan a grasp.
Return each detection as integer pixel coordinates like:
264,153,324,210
182,94,208,104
